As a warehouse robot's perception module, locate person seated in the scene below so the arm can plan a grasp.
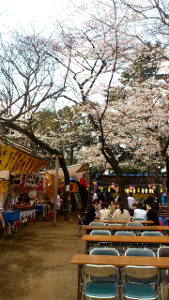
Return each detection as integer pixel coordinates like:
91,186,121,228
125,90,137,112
146,202,159,225
83,200,97,225
131,202,137,216
133,202,147,219
99,202,111,220
108,200,115,215
153,195,160,211
112,202,130,221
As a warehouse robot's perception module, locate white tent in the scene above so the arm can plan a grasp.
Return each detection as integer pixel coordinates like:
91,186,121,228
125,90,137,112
45,164,86,182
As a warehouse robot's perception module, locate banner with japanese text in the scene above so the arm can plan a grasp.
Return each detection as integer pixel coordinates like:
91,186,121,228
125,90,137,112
0,144,49,174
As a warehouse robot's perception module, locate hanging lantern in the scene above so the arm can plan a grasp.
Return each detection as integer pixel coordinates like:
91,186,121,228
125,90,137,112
84,181,88,189
148,184,151,188
111,185,114,189
80,177,84,186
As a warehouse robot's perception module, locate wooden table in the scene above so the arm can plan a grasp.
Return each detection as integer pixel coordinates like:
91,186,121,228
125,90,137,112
82,234,169,253
93,219,154,224
82,225,169,234
71,254,169,300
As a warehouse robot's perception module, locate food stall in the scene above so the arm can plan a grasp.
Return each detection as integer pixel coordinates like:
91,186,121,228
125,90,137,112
0,135,50,234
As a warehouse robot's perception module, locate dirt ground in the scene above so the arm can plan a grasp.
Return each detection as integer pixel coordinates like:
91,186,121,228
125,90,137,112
0,211,168,300
0,211,85,300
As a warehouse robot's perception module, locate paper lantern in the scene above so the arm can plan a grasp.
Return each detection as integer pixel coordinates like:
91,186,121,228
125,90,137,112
80,177,84,186
84,181,88,189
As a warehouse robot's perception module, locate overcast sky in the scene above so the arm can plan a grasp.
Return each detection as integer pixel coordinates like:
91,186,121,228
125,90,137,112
1,0,81,37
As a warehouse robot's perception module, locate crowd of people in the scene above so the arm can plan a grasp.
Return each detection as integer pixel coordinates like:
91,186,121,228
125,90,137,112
83,191,160,226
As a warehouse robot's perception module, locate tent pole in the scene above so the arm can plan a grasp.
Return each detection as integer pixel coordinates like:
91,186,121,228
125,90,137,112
53,155,59,226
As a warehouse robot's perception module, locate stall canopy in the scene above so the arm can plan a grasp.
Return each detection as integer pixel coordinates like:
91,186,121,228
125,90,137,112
45,164,86,182
0,134,50,174
0,134,50,195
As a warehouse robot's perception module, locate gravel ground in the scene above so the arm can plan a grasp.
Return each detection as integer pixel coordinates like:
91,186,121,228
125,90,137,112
0,211,85,300
0,211,168,300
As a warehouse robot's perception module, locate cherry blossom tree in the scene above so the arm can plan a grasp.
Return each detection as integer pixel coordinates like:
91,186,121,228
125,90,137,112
0,32,72,222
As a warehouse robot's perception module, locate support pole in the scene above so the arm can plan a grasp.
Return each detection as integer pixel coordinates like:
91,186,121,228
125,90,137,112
53,155,59,226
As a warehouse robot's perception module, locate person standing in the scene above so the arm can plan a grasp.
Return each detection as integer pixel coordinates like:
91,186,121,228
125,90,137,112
127,192,135,215
0,213,5,228
93,190,98,200
56,191,63,220
115,192,121,203
101,189,106,202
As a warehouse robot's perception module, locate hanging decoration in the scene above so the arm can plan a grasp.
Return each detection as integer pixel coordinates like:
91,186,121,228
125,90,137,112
80,177,84,186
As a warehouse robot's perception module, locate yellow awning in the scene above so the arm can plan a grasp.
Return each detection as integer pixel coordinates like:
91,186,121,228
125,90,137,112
0,143,49,174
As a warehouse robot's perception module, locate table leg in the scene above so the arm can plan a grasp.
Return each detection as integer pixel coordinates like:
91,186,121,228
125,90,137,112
86,241,89,254
78,265,82,300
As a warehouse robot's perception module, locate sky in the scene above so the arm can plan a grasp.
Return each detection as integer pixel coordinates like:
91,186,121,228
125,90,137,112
1,0,80,38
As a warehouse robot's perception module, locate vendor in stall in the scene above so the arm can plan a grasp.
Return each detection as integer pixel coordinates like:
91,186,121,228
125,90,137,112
24,193,30,203
0,213,5,228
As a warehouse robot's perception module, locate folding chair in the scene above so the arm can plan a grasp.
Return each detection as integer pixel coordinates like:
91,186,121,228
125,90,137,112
124,248,157,285
82,264,119,300
157,246,169,300
133,217,146,220
142,231,163,253
126,222,143,226
89,222,105,226
89,229,112,251
122,265,160,300
103,217,115,220
114,231,136,255
126,221,143,236
142,231,163,236
90,247,120,284
78,214,84,237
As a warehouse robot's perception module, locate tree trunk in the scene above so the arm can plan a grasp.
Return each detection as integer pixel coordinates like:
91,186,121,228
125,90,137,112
165,158,169,209
78,184,88,214
69,145,73,166
59,156,70,221
53,156,59,226
102,146,128,208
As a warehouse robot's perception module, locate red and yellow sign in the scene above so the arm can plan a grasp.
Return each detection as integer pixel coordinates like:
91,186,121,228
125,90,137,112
0,144,49,174
0,180,10,194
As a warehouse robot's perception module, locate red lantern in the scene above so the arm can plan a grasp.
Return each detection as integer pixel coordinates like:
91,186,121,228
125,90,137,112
80,177,84,186
85,181,88,188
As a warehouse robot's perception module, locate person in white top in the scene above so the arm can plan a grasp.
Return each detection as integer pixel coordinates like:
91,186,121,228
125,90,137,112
57,191,63,220
93,191,98,200
112,202,130,221
127,192,135,215
133,202,147,219
99,202,111,220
